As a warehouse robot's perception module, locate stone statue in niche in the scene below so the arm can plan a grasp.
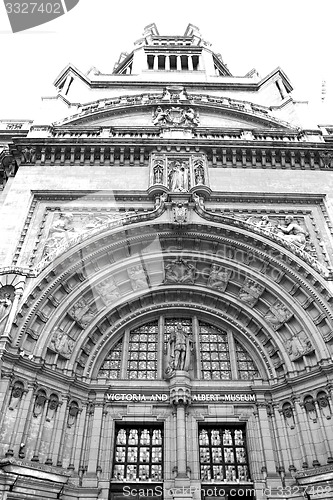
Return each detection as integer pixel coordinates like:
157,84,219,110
282,404,295,429
0,291,12,335
277,215,308,249
238,279,265,307
194,162,205,185
173,203,188,224
128,265,147,290
50,328,74,359
153,161,164,184
165,322,193,376
264,301,292,330
8,382,24,410
286,331,313,361
168,160,189,192
96,278,120,305
46,395,59,422
68,299,97,328
207,265,231,292
164,258,196,284
317,393,331,420
304,397,317,422
67,402,79,428
33,392,47,418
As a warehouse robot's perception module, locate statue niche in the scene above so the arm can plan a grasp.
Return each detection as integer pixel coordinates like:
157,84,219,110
165,322,193,377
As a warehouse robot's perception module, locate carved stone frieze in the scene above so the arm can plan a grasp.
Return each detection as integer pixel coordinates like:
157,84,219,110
264,301,293,330
238,279,265,307
164,258,196,284
286,331,314,361
207,265,231,292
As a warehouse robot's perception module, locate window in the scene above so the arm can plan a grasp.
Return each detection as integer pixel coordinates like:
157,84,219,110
98,317,260,381
113,425,163,482
199,426,250,483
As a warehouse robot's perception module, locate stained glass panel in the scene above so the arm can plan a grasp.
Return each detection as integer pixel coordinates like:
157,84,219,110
199,322,231,380
235,339,259,380
127,322,158,379
97,338,122,379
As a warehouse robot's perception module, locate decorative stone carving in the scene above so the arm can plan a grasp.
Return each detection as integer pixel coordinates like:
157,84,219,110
193,158,205,185
128,265,147,290
264,301,292,330
68,299,97,328
170,386,192,406
33,391,47,417
317,392,331,419
152,106,199,127
238,279,265,307
281,403,295,429
8,382,24,410
96,277,120,305
168,159,190,192
164,258,196,284
22,147,35,163
165,322,193,376
50,329,74,359
286,331,314,361
207,265,231,292
172,203,188,225
153,159,164,184
277,216,308,249
304,396,317,422
321,151,333,169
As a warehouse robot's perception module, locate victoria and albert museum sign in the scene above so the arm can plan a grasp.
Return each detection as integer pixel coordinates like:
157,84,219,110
105,392,256,403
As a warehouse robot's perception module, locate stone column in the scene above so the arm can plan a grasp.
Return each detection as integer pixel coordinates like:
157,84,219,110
176,55,182,71
153,55,159,71
188,56,193,71
165,55,170,71
169,373,191,481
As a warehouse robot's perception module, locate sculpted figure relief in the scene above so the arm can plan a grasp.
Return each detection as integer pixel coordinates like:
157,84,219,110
277,215,308,249
128,265,147,290
153,161,164,184
165,322,193,376
69,299,97,328
207,265,231,292
51,329,74,359
96,278,120,305
286,331,313,361
264,301,292,330
238,279,265,307
153,106,199,127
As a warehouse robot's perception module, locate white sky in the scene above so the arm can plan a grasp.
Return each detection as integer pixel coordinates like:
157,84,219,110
0,0,332,121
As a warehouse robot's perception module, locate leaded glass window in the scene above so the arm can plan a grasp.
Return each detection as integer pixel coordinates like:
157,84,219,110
199,426,250,482
128,322,158,379
235,339,259,380
98,338,122,379
113,426,163,481
199,322,231,380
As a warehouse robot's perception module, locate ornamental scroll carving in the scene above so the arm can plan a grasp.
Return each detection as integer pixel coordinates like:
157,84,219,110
264,301,292,330
149,154,208,192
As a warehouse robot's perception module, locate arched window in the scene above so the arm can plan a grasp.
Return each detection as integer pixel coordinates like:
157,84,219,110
97,317,260,381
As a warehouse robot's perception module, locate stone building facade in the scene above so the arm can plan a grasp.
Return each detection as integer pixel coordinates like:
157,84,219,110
0,23,333,500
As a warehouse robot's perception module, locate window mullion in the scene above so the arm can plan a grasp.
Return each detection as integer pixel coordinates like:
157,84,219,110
193,316,201,379
121,329,130,379
227,330,238,379
157,316,164,379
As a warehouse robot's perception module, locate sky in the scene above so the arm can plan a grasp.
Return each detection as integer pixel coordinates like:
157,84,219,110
0,0,332,121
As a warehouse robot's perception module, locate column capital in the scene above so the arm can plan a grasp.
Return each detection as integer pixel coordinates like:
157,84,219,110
170,386,191,406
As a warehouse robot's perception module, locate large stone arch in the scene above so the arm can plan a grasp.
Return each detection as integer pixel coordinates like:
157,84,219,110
14,209,333,386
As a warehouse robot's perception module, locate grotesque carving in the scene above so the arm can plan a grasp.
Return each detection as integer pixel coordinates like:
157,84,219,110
286,331,314,361
238,279,265,307
207,265,231,292
165,322,193,376
264,301,292,330
164,258,196,284
96,277,120,305
128,265,147,290
168,159,190,192
50,329,74,359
